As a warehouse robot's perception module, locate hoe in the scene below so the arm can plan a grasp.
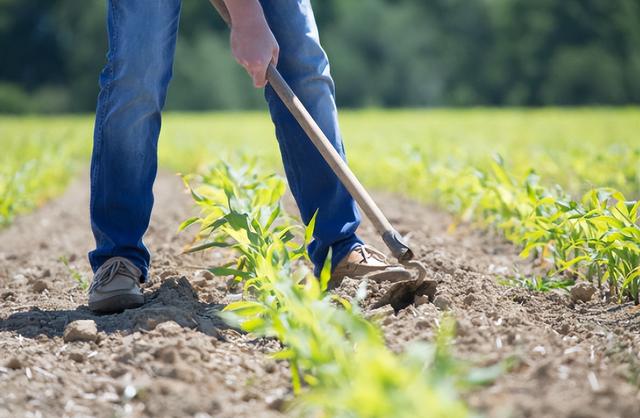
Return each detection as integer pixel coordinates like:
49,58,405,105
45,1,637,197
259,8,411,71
207,0,431,307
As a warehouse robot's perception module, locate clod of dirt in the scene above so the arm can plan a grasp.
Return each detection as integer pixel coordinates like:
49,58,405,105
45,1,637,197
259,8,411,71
433,295,452,310
13,274,27,285
414,295,430,306
63,320,98,343
365,305,395,324
463,294,477,306
67,351,85,363
5,356,23,369
153,321,183,337
1,291,15,301
31,280,49,293
154,346,179,364
371,278,438,311
570,282,596,303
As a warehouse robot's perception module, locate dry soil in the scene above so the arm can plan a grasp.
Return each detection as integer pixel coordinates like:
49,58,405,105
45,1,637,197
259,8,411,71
1,172,639,418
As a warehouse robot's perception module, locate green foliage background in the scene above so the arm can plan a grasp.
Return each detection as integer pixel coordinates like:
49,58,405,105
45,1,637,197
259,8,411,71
1,0,639,113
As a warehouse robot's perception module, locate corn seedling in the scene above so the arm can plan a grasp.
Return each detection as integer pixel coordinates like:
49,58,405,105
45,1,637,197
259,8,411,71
410,154,640,303
180,158,484,417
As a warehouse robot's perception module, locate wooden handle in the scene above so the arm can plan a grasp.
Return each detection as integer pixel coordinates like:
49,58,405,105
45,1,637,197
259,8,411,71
207,0,412,260
265,65,395,234
209,0,231,26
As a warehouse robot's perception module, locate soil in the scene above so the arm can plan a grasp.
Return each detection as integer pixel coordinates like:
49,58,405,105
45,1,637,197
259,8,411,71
2,172,640,418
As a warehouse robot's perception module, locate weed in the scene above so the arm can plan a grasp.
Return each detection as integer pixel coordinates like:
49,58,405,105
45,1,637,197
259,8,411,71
499,274,574,292
59,255,89,291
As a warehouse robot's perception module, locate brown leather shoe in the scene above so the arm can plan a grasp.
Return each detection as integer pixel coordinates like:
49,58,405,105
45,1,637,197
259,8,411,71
329,245,394,288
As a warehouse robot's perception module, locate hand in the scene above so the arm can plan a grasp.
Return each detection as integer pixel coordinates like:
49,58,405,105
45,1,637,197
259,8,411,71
226,1,279,88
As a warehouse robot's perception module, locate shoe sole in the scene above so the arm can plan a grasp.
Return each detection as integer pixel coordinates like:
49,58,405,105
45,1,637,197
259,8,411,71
88,293,145,314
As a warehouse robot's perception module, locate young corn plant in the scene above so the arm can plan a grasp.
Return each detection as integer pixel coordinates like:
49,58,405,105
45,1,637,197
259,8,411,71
180,158,479,418
415,153,640,303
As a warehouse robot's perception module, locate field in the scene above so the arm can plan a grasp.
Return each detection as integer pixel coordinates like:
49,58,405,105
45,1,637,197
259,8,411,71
1,109,640,417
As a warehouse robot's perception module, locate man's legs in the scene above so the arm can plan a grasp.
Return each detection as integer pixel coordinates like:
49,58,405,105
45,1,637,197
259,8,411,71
260,0,363,275
89,0,181,280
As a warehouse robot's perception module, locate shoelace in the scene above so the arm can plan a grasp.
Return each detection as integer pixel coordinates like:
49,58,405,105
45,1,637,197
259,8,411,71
353,245,388,265
89,257,140,293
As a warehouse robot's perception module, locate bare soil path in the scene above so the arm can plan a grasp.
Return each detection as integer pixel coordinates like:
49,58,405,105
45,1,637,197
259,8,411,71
1,172,639,418
0,173,289,418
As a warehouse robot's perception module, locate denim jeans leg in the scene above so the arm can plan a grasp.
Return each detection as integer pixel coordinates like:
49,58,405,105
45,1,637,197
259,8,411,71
260,0,363,275
89,0,182,280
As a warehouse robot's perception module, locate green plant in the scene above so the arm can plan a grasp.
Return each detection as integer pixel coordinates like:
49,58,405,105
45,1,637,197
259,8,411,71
181,158,476,417
499,274,574,292
422,155,640,303
59,255,89,291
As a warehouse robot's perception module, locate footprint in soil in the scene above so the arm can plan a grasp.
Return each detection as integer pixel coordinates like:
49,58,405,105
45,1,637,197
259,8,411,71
0,276,229,339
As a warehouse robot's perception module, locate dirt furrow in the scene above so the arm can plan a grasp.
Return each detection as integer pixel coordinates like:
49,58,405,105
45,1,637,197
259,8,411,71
1,173,639,418
355,196,640,418
0,172,288,418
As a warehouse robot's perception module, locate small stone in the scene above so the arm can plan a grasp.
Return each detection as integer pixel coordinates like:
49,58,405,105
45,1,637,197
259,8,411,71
154,321,183,337
415,319,431,330
1,291,15,301
13,274,28,285
365,305,394,321
40,269,51,278
462,294,476,306
200,270,215,281
433,295,451,310
191,277,208,289
63,320,98,343
264,361,277,374
143,318,160,331
109,367,127,378
557,322,571,335
266,396,285,411
160,270,178,280
414,295,430,306
5,357,22,369
154,346,178,364
68,352,85,363
570,282,596,303
31,280,49,293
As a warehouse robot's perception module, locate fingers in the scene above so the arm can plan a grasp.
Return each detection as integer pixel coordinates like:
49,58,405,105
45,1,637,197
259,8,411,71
246,60,268,88
233,45,279,88
272,43,279,67
244,53,278,88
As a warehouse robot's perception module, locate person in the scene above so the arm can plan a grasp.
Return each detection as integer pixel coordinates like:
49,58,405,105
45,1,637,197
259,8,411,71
87,0,392,313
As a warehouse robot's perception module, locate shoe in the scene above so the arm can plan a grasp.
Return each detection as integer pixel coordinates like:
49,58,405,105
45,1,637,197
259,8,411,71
329,245,394,288
88,257,145,313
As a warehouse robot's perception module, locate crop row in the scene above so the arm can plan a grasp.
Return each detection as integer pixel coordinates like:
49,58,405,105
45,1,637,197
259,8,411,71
178,159,502,417
0,117,90,227
1,110,638,229
388,152,640,303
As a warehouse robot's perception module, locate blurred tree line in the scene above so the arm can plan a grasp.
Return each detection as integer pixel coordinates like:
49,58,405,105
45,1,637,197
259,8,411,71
1,0,639,113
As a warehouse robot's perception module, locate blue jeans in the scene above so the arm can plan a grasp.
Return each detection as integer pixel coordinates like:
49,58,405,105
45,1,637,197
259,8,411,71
89,0,363,280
